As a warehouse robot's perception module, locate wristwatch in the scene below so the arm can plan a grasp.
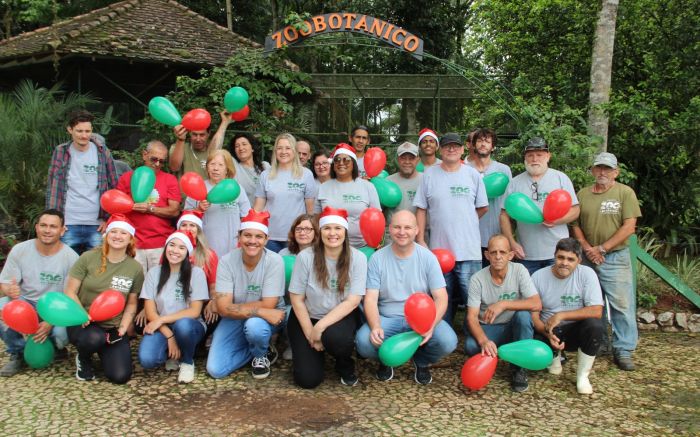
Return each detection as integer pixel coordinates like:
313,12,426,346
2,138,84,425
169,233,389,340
598,245,607,255
149,205,155,213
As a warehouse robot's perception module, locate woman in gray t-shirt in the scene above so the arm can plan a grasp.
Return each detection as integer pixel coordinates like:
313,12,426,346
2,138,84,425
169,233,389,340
288,207,367,388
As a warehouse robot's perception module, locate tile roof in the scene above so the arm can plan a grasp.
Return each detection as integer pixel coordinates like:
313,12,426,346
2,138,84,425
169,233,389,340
0,0,262,68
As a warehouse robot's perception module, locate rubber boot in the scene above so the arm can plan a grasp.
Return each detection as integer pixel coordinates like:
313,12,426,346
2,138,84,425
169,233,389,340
576,349,595,394
547,351,562,375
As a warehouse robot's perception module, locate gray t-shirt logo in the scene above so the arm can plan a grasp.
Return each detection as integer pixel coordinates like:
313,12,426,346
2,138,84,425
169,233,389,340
111,276,134,292
83,164,97,175
174,286,185,302
560,294,582,307
246,284,261,296
600,199,621,215
406,190,416,202
498,291,518,301
342,194,363,203
287,182,306,192
449,186,471,197
40,272,63,285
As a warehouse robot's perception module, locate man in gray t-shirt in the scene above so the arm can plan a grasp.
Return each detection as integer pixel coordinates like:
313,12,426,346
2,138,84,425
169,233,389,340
356,210,458,385
384,142,422,240
465,234,541,393
0,209,79,376
531,238,604,395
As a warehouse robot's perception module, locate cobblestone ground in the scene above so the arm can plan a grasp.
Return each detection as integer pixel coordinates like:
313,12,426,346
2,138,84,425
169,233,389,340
1,332,698,436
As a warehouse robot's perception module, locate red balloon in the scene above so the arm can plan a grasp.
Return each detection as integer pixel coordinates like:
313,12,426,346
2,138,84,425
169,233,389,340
180,172,207,201
181,108,212,131
364,147,387,178
432,248,456,274
2,300,39,335
100,189,134,215
404,293,436,335
230,105,250,122
461,354,498,390
543,189,573,223
88,290,126,322
359,208,385,248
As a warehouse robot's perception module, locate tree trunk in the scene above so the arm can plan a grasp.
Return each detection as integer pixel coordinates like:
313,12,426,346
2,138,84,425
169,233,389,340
225,0,233,31
587,0,620,152
404,98,417,140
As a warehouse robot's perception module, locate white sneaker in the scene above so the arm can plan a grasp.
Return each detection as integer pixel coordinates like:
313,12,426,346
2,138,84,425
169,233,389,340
178,363,195,384
547,351,562,375
282,346,293,360
165,359,180,371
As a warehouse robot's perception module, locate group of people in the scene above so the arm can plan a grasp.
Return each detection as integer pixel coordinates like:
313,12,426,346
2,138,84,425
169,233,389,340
0,109,642,395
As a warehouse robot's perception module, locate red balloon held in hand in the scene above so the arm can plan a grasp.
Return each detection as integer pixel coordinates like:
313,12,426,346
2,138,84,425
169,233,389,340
230,105,250,122
100,189,134,215
2,300,39,335
88,290,126,322
432,248,456,274
363,147,387,178
180,172,207,201
181,108,212,131
359,208,385,248
542,189,572,223
461,354,497,390
404,293,436,335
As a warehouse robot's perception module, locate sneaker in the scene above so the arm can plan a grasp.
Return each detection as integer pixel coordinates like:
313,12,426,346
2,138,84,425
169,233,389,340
0,354,24,377
165,358,180,371
340,373,359,387
614,355,636,371
375,364,394,382
282,346,293,361
511,368,529,392
266,344,279,366
177,363,195,383
75,354,95,381
251,356,271,379
413,362,432,385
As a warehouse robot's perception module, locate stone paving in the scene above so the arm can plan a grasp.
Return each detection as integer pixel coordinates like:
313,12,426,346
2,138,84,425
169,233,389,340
1,332,698,436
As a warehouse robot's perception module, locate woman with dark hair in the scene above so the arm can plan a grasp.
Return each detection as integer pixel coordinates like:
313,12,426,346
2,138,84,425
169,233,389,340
138,231,208,384
287,207,367,388
279,214,319,257
310,149,332,188
315,144,380,248
231,133,270,206
64,214,144,384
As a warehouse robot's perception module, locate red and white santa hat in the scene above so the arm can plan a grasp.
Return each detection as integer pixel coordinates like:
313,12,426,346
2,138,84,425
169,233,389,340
240,209,271,235
177,210,204,229
105,214,135,237
165,230,196,255
319,206,349,230
332,143,357,162
418,128,439,144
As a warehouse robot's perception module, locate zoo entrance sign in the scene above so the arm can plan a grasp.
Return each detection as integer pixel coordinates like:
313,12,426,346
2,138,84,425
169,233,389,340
264,13,424,60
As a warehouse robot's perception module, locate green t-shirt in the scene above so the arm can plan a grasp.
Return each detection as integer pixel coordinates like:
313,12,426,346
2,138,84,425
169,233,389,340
575,183,642,250
169,143,209,180
69,249,145,328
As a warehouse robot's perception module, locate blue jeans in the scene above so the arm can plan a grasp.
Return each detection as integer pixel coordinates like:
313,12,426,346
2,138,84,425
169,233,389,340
206,316,282,379
443,260,482,325
464,311,534,356
138,318,205,367
518,258,554,276
588,248,637,357
0,297,68,355
62,224,102,254
355,316,458,367
265,240,287,253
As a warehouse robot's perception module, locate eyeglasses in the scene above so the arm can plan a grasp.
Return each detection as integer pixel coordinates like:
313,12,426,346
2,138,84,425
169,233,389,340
295,227,314,234
314,161,330,168
333,156,352,164
149,156,167,165
531,182,539,201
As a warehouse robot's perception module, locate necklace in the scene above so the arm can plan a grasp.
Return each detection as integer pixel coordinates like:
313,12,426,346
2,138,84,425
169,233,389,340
191,146,207,169
108,254,128,264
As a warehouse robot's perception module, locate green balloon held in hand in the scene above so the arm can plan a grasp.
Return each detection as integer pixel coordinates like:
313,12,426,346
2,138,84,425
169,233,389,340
483,172,509,199
504,192,544,224
148,96,182,127
358,246,376,260
283,255,296,288
371,178,402,208
497,339,553,371
131,166,156,203
224,87,249,112
24,335,55,369
37,292,88,327
378,331,423,367
207,179,241,204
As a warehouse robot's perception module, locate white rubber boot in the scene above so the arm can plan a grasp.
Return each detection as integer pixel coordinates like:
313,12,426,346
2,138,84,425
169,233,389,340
576,349,596,394
547,351,562,375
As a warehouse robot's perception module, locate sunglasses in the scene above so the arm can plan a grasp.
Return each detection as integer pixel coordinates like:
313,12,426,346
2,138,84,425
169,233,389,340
149,156,167,165
333,156,353,164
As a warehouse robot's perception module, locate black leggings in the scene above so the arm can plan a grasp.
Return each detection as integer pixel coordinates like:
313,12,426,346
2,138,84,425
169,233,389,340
537,318,603,356
288,309,360,389
68,324,133,384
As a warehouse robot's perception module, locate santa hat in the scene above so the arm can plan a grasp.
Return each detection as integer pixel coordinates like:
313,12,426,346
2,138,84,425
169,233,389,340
418,128,439,145
105,214,135,237
240,209,270,235
165,230,195,255
332,143,357,162
177,210,204,230
319,207,349,229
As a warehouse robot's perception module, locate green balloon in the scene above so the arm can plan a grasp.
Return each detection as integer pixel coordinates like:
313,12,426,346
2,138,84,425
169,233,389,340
358,246,376,260
484,172,509,199
131,166,156,203
497,339,553,371
224,87,249,112
207,179,241,204
148,96,182,127
24,335,55,369
378,331,423,367
37,292,89,327
416,161,425,173
375,170,389,179
283,255,296,288
371,178,402,208
504,192,544,224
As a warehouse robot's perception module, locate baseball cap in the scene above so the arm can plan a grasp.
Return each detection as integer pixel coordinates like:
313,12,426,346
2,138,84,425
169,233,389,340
524,137,549,153
592,152,618,169
440,133,462,147
396,142,419,156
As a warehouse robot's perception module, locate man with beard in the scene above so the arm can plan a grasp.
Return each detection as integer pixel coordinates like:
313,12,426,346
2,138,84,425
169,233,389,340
349,125,370,179
499,137,579,275
571,153,641,371
169,113,223,179
466,128,512,266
